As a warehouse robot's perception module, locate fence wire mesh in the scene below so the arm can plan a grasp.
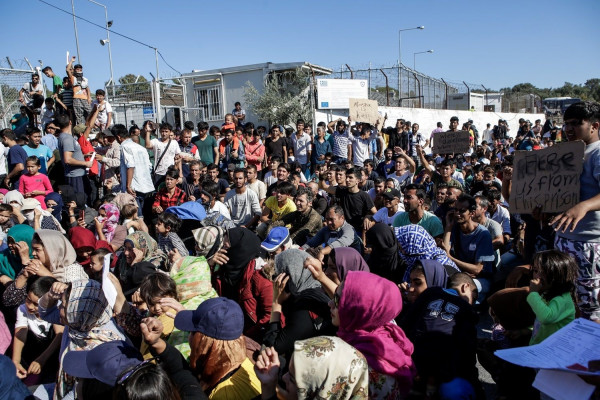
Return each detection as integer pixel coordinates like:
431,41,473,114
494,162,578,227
0,67,38,130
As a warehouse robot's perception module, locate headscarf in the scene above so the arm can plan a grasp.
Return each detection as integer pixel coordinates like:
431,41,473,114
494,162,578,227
45,192,64,222
111,192,137,213
0,355,34,400
68,227,112,266
274,248,321,295
417,259,448,289
394,225,458,276
189,332,248,392
292,336,369,400
124,231,167,268
337,271,416,392
3,190,24,207
220,227,261,288
0,225,35,279
99,203,120,243
192,226,225,260
167,256,220,359
331,247,370,281
35,229,87,283
0,313,11,355
21,199,65,233
365,223,403,283
0,189,8,196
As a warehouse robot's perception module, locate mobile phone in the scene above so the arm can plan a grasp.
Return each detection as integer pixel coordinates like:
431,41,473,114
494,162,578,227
79,209,85,220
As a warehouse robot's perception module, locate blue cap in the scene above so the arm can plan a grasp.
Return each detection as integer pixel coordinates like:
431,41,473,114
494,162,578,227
62,341,143,386
261,226,289,252
174,297,244,340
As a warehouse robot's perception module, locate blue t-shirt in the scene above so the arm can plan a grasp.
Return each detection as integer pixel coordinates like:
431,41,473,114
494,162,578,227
23,145,53,174
7,145,28,185
452,223,495,276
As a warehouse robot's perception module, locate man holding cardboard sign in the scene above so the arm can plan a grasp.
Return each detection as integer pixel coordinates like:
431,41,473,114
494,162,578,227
550,101,600,321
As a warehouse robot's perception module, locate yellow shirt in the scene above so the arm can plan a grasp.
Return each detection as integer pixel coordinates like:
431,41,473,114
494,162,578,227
140,312,174,360
264,196,296,222
209,358,261,400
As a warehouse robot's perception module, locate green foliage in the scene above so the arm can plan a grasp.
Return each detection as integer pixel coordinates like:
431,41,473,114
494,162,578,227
243,68,313,126
107,74,151,102
499,80,600,102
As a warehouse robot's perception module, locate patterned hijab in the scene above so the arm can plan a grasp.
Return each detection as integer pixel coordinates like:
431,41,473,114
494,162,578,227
192,226,225,260
394,225,457,272
292,336,369,400
124,231,167,268
99,203,120,243
35,229,87,283
274,248,321,295
337,271,416,393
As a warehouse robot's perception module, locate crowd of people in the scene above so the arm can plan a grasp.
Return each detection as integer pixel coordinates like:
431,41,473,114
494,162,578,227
0,59,599,400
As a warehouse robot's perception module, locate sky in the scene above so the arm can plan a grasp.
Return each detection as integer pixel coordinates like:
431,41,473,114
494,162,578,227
2,0,599,92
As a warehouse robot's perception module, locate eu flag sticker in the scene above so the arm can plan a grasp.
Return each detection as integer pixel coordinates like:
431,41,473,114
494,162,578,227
321,102,329,107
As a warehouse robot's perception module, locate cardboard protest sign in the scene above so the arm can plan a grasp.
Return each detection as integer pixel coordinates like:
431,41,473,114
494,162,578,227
349,98,380,125
432,130,471,154
509,141,585,214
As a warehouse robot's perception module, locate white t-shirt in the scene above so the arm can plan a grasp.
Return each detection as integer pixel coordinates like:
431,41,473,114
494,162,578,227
373,207,404,227
15,304,52,339
247,180,267,201
91,100,113,124
21,82,43,105
151,138,181,176
209,200,231,219
0,142,7,176
291,133,312,165
263,171,277,187
349,133,377,167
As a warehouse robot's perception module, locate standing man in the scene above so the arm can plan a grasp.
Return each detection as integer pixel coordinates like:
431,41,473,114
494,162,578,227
178,128,200,178
113,124,154,217
224,168,262,228
66,57,91,125
291,119,311,177
194,121,219,165
0,129,28,190
23,127,55,175
327,118,352,164
55,114,93,198
145,122,181,186
551,101,600,321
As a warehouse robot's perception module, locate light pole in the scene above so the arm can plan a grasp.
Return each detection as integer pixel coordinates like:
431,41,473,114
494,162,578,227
413,49,433,71
71,0,81,62
87,0,115,98
398,26,424,106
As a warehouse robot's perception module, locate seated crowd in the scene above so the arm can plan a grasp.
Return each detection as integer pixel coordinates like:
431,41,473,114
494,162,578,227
1,66,600,400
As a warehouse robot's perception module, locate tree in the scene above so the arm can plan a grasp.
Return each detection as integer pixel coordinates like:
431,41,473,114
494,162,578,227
109,74,151,101
243,68,313,126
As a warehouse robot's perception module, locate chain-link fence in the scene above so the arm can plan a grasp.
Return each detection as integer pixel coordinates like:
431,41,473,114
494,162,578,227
0,66,40,130
329,64,459,109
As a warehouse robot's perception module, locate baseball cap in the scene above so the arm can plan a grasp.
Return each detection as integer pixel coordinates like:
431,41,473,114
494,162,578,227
261,227,289,252
382,188,401,200
63,340,144,386
174,297,244,340
21,198,41,211
73,124,87,135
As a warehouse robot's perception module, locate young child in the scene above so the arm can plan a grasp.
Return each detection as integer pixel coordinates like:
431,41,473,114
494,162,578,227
12,276,63,385
221,113,236,134
121,203,140,235
18,156,53,209
87,247,112,281
156,212,189,259
527,250,578,345
138,272,178,354
90,89,113,130
0,204,15,250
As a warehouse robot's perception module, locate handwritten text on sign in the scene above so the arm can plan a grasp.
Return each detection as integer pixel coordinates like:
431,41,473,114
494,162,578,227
349,98,380,125
433,130,471,154
509,141,585,213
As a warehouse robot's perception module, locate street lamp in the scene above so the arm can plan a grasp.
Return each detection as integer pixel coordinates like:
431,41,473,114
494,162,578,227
398,26,424,106
413,50,433,71
87,0,114,98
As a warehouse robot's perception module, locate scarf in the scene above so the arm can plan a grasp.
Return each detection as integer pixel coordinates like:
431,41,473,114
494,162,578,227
167,256,219,359
394,225,458,275
68,227,112,266
124,231,167,269
293,336,369,400
36,229,87,283
45,192,64,222
23,200,65,234
111,192,137,212
192,226,225,260
0,225,35,279
3,190,24,207
337,271,416,393
365,223,403,283
420,259,449,288
331,247,370,281
274,248,321,295
99,203,119,243
220,227,261,288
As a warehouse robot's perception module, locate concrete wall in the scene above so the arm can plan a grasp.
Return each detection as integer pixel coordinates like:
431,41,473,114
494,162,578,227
314,106,545,139
222,69,265,125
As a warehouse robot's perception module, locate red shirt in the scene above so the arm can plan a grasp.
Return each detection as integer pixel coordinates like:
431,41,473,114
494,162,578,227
152,186,187,210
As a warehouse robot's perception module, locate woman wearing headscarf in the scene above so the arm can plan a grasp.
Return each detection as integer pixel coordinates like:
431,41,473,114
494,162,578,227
44,192,64,222
38,279,127,399
331,271,416,398
68,226,113,269
94,203,127,251
20,198,64,233
365,223,405,283
395,225,459,282
305,247,370,298
33,229,88,283
402,260,449,305
0,225,35,280
263,249,334,358
3,190,26,224
255,336,369,400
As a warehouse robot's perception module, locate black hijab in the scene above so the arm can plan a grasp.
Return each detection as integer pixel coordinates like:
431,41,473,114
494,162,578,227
365,223,405,284
221,227,261,289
